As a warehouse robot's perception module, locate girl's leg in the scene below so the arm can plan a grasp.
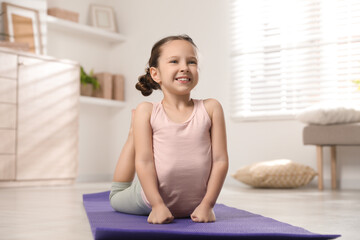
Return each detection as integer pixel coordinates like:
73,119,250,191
112,110,136,182
110,110,151,215
110,180,151,215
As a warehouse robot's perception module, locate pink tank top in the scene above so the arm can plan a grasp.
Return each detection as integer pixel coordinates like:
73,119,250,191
141,99,212,217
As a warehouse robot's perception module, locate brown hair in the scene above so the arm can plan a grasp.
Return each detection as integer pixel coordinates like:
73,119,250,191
135,34,197,96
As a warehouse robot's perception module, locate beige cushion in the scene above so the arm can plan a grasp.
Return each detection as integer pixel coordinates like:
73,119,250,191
303,123,360,146
232,159,317,188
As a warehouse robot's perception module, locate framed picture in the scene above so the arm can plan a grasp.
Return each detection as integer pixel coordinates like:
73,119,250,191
90,5,117,32
1,2,43,54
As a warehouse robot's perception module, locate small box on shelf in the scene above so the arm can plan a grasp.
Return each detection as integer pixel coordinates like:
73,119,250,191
112,74,124,101
93,72,112,99
47,8,79,23
79,71,125,107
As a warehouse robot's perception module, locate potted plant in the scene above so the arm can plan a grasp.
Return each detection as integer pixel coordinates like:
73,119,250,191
80,66,99,96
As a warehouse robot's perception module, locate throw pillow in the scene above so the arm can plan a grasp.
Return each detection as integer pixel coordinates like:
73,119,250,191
296,102,360,125
232,159,317,188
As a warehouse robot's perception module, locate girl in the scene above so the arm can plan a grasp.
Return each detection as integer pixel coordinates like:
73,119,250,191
110,35,228,224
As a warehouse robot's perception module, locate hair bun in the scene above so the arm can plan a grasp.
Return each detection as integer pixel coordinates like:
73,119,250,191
135,73,160,96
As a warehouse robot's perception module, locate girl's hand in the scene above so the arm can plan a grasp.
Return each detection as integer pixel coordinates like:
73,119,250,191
190,203,216,223
147,204,174,224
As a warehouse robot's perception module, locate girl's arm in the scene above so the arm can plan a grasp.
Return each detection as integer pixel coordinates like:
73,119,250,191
134,102,174,224
191,99,229,223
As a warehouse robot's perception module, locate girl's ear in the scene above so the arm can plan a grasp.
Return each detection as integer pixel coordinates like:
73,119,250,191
150,67,161,84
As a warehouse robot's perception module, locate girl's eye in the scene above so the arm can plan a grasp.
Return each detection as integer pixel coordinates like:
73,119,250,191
189,61,197,65
170,60,178,63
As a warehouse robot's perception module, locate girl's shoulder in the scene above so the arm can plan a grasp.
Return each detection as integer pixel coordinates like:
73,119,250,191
136,101,153,109
203,98,224,119
203,98,223,111
135,101,153,118
203,98,222,107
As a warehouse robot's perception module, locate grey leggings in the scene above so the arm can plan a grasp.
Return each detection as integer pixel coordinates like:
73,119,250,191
109,179,152,215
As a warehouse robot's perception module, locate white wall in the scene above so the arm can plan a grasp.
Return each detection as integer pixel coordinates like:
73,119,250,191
44,0,360,189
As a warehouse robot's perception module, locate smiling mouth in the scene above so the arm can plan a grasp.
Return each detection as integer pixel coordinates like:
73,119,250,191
175,77,191,83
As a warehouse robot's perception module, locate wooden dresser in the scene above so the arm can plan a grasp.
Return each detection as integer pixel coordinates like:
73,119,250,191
0,48,79,187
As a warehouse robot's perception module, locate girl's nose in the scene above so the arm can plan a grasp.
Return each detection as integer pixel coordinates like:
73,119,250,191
180,63,189,72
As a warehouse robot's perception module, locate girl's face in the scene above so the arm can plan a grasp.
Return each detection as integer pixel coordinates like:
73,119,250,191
151,40,199,97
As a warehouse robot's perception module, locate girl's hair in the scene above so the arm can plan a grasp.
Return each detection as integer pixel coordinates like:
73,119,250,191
135,34,197,96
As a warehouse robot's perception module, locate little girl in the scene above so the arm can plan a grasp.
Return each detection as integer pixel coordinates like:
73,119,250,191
110,35,228,224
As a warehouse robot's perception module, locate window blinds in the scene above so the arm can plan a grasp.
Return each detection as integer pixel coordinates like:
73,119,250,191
231,0,360,120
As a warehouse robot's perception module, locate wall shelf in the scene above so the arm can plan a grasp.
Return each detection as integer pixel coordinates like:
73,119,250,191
46,16,126,44
80,96,125,108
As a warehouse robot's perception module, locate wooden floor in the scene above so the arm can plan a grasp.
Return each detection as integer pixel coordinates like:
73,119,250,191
0,182,358,240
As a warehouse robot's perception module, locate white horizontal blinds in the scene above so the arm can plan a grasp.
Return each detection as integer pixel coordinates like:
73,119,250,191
231,0,360,120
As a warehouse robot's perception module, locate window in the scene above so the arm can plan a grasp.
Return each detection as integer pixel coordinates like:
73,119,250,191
231,0,360,120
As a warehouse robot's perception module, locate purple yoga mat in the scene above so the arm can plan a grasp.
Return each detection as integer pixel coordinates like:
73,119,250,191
83,191,340,240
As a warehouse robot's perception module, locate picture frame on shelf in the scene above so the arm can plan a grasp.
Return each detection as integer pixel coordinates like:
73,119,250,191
1,2,43,54
90,4,117,32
